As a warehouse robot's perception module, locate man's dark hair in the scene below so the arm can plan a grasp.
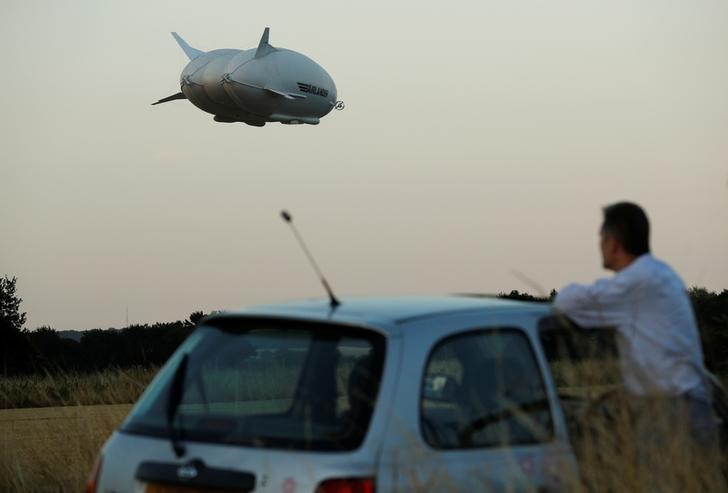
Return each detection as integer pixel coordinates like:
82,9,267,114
601,202,650,256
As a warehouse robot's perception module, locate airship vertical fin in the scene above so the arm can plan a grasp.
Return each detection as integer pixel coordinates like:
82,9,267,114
171,32,204,60
255,27,276,59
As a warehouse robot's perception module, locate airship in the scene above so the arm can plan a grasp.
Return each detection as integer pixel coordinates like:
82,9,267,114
153,28,341,127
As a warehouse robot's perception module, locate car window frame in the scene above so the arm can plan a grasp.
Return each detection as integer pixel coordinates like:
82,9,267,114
418,326,556,451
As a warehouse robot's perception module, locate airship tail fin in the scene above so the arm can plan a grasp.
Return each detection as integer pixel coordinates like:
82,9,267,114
171,32,204,60
152,92,187,106
255,27,276,59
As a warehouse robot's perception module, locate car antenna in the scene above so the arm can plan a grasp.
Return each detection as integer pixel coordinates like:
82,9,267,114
280,210,340,309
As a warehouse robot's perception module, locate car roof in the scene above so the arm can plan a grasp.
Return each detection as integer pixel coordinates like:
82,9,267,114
212,295,552,330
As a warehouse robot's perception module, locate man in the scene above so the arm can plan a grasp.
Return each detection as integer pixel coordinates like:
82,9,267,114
553,201,715,444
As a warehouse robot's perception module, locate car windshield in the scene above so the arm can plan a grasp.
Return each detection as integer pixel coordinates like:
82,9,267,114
121,317,386,451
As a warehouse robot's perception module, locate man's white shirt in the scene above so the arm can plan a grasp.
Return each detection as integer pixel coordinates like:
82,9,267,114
554,254,709,399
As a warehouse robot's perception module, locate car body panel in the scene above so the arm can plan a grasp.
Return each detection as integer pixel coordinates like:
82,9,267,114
375,308,575,492
97,296,578,493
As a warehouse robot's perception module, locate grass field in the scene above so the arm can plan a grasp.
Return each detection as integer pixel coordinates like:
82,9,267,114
0,367,155,492
1,365,726,492
0,366,158,409
0,404,132,493
3,400,726,492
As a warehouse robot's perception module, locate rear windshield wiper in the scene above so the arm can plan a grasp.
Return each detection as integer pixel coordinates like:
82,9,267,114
167,353,189,457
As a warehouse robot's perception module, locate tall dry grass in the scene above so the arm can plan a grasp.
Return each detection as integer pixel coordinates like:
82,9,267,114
551,358,727,492
1,364,726,492
572,391,726,492
0,404,131,492
0,366,158,409
0,367,157,492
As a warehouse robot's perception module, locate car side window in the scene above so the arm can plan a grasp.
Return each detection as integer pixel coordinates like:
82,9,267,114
421,329,553,449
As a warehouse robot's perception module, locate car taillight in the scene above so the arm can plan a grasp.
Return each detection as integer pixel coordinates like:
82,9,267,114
316,478,375,493
85,455,103,493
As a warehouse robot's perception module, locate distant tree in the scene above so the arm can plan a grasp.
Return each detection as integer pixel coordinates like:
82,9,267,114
689,287,728,373
0,276,27,376
188,311,206,325
498,289,550,303
0,276,25,330
79,329,124,370
26,326,70,372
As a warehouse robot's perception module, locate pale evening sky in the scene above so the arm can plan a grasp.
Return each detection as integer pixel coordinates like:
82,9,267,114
1,1,727,330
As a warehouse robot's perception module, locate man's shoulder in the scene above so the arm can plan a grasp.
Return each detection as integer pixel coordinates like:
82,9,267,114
628,254,673,276
629,254,686,290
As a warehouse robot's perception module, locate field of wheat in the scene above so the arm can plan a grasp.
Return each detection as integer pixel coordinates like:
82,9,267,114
1,366,726,492
0,403,131,492
0,368,157,492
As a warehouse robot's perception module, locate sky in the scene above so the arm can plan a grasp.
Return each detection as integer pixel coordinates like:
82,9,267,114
1,1,727,330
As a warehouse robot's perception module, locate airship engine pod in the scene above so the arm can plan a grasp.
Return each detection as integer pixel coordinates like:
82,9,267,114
153,28,340,127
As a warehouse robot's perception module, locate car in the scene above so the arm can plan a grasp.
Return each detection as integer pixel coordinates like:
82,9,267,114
86,295,607,493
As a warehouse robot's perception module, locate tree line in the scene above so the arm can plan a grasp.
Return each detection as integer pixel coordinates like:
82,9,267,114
1,276,727,376
1,276,202,375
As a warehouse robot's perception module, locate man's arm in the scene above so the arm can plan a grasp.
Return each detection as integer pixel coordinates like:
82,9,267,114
554,277,630,328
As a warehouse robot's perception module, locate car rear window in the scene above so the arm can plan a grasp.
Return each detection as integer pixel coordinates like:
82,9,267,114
121,317,386,451
421,329,553,449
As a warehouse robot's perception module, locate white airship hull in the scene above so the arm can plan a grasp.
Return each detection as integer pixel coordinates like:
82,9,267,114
154,29,338,127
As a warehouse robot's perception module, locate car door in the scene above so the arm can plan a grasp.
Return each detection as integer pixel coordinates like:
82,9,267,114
380,322,576,492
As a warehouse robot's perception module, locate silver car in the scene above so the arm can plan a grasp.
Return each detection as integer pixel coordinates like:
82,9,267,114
88,296,580,493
